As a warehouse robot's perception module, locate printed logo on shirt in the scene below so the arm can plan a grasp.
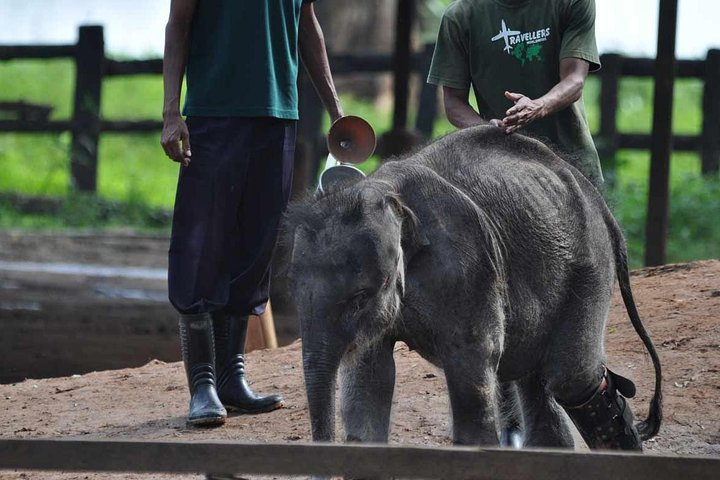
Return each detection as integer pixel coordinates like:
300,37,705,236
490,19,551,66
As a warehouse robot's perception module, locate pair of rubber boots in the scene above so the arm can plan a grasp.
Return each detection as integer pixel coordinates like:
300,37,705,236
178,311,283,426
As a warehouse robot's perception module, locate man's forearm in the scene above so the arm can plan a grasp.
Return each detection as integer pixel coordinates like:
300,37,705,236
446,101,488,129
162,21,192,118
299,6,343,121
161,1,195,165
443,88,495,129
501,58,589,134
535,74,584,117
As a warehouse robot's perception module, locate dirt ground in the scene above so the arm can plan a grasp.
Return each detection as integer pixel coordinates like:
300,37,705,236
0,232,719,479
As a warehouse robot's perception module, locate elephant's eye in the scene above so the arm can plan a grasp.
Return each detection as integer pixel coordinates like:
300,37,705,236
345,288,371,308
352,289,370,301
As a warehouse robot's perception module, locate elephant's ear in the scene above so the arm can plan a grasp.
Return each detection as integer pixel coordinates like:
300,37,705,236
384,193,430,261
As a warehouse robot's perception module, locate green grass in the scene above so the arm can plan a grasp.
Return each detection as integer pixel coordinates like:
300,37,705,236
0,192,172,232
607,173,720,265
0,59,718,267
0,60,74,119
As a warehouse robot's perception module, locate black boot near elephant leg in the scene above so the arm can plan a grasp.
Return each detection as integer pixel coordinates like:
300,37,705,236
178,313,227,427
561,368,643,451
213,312,284,413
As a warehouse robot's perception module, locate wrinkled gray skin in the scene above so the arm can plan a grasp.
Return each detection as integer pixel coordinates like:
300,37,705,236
285,125,660,449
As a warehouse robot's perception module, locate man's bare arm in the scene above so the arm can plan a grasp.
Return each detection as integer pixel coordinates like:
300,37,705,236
161,0,197,166
298,4,343,123
501,57,590,134
443,86,502,130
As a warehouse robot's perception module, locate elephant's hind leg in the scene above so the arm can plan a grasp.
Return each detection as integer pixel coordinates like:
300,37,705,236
517,375,574,448
543,267,611,408
543,268,643,450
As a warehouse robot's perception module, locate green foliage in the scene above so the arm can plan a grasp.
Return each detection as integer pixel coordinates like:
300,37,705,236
420,0,453,43
0,59,178,208
0,59,74,118
0,193,172,232
102,74,165,120
608,173,720,268
98,133,179,207
0,132,71,196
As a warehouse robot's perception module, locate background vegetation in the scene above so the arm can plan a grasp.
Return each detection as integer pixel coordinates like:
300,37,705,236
0,57,718,267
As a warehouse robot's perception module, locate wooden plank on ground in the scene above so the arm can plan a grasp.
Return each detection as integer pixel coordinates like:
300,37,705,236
0,439,718,480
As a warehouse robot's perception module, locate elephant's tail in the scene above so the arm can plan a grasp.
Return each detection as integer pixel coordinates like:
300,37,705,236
607,216,663,441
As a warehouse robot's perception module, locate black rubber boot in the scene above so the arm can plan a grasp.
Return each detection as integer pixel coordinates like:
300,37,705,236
178,313,227,427
562,368,643,451
213,312,284,413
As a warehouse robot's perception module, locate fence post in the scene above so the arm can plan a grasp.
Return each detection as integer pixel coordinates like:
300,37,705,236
645,0,678,267
598,53,621,184
70,25,104,193
701,49,720,176
415,43,438,139
392,0,417,131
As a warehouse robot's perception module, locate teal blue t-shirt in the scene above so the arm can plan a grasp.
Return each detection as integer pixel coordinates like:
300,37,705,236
183,0,314,120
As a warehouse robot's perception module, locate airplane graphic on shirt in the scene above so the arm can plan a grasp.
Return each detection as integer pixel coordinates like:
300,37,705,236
491,20,521,53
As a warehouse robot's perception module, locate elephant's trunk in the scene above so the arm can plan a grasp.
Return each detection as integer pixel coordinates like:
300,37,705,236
302,330,347,442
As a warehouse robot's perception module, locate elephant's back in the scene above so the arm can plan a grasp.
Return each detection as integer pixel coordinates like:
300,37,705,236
373,127,609,265
396,126,614,313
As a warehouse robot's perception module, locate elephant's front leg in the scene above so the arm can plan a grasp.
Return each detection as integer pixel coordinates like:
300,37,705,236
443,348,501,446
339,338,396,443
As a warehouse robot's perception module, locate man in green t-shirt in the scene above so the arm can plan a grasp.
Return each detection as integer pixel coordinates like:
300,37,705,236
160,0,343,427
428,0,603,187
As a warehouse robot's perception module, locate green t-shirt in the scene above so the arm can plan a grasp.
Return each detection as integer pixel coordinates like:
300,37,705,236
428,0,603,186
183,0,315,120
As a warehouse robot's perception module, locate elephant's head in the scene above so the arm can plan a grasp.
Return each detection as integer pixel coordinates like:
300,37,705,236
285,182,424,441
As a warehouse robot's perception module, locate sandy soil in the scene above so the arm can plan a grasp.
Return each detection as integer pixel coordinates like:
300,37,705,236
1,250,719,479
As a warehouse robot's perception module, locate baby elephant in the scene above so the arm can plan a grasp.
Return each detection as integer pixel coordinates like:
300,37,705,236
285,126,662,450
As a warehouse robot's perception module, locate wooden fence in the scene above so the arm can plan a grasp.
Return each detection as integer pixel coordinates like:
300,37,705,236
597,51,720,175
1,438,718,479
2,25,720,265
2,26,719,189
0,26,437,193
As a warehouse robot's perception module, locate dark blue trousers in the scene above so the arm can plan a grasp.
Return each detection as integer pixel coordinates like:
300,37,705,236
168,117,296,316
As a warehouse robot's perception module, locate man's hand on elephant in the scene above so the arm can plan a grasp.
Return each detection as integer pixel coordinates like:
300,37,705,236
501,91,547,135
489,119,504,128
161,114,192,166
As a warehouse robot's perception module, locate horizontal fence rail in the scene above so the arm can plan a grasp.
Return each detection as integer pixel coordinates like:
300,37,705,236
1,439,719,480
620,57,705,77
0,120,164,133
597,51,720,177
0,44,76,60
104,51,434,77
